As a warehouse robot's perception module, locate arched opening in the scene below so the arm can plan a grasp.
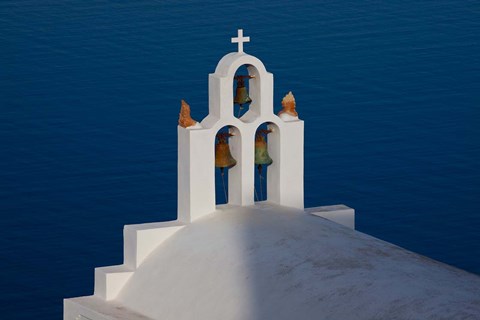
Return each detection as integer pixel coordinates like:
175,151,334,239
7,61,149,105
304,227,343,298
254,122,279,202
214,125,241,205
233,64,260,121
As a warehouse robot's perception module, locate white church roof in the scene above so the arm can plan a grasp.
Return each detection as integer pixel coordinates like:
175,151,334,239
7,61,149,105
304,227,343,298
66,203,480,320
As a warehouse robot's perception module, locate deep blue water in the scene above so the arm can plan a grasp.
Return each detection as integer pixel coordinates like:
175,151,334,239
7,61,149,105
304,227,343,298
1,1,479,318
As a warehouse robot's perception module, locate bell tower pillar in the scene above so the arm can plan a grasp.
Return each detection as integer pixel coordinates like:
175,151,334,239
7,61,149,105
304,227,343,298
178,29,303,223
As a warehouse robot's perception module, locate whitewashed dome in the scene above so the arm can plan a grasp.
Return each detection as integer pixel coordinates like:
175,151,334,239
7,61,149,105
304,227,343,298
112,204,480,320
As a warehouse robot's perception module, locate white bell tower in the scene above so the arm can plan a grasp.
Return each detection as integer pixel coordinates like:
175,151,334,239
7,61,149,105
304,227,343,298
178,29,304,222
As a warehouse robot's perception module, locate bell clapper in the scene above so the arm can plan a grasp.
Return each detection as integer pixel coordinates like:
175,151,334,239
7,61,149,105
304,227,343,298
237,105,244,118
258,164,264,201
220,167,228,203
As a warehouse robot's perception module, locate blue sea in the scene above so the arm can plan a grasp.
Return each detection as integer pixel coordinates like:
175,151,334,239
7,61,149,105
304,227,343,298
1,1,479,318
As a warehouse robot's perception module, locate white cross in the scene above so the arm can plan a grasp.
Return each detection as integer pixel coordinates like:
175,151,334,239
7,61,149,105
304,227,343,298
231,29,250,53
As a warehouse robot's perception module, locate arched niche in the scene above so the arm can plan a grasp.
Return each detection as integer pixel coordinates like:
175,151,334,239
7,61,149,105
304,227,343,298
208,53,274,122
213,125,242,205
254,121,280,202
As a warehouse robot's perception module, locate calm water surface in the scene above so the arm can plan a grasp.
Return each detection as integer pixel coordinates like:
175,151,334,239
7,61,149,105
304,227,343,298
1,1,479,318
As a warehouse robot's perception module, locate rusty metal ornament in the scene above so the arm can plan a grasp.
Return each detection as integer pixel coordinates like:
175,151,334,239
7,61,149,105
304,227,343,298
278,91,298,118
178,99,198,128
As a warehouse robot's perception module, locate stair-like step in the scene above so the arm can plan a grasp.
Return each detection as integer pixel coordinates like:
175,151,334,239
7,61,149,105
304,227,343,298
124,220,185,268
94,220,185,301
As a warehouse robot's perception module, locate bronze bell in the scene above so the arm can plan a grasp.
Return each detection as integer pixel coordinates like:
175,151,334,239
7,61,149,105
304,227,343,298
255,129,272,201
234,75,253,106
215,133,237,171
255,130,273,167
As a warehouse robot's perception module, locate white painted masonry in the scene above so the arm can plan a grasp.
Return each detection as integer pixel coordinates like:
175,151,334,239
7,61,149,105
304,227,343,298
92,221,185,301
64,30,480,320
66,204,480,320
178,32,304,222
306,204,356,229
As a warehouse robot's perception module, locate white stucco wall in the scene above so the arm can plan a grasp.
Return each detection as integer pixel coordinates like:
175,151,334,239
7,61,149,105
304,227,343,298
177,52,304,222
